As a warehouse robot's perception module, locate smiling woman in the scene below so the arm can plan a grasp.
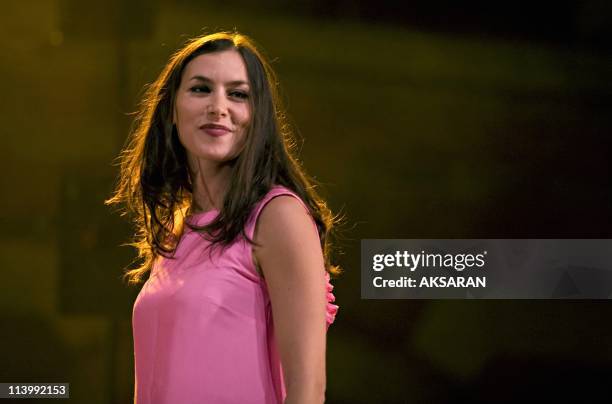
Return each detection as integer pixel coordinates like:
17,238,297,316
106,32,340,404
174,50,252,173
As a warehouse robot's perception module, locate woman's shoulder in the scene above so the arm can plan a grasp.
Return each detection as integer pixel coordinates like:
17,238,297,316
246,184,313,238
253,185,305,213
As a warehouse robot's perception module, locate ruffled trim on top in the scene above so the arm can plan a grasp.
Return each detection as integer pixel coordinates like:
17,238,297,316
325,272,339,329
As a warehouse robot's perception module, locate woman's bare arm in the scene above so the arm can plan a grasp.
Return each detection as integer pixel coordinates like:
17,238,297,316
254,195,328,404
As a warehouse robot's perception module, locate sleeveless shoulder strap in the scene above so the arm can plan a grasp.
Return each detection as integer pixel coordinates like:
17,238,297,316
245,185,313,242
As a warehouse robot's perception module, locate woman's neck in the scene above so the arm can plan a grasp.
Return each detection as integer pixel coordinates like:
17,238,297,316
188,157,233,214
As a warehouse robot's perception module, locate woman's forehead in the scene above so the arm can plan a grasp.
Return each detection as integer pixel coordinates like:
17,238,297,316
182,50,248,84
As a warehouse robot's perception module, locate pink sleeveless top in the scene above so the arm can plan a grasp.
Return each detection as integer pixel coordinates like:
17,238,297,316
132,185,338,404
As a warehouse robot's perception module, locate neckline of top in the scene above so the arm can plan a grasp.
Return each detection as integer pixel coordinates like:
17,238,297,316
184,208,219,226
186,208,219,218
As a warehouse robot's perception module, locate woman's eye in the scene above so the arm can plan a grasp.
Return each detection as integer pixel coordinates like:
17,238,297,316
190,86,210,94
230,91,249,99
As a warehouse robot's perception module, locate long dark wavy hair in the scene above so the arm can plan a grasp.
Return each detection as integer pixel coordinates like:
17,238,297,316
106,32,340,284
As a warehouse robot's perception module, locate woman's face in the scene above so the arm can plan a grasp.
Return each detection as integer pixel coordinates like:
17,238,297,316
174,49,251,168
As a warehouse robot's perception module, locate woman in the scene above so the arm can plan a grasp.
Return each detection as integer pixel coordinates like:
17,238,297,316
107,31,339,404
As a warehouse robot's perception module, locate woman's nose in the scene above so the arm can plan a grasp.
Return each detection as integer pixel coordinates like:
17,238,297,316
207,93,228,117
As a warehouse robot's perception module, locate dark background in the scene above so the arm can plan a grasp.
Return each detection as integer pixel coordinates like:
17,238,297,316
1,0,611,402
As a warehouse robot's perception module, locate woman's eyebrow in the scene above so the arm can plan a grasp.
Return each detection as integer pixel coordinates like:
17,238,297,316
190,75,249,86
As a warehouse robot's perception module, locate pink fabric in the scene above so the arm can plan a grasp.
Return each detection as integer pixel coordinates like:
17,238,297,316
132,185,338,404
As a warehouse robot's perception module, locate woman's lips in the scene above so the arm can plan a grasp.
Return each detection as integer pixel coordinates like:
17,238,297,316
202,127,230,137
200,124,230,137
